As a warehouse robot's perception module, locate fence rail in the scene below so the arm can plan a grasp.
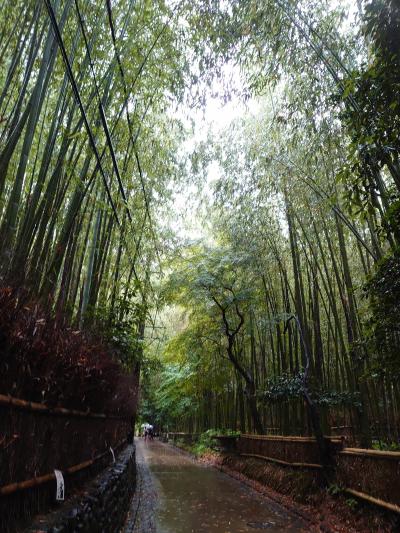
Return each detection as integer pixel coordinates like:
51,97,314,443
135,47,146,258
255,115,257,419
167,432,199,444
237,433,343,467
1,393,130,486
0,393,127,419
0,439,126,497
339,447,400,460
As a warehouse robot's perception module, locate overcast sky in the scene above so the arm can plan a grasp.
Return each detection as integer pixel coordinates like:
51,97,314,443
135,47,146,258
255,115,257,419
163,0,360,243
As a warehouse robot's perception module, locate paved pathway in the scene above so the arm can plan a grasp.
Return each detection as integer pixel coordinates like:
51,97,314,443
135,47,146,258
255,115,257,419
123,439,306,533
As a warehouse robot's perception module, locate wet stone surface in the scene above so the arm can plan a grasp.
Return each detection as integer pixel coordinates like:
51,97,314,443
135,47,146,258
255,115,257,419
125,439,306,533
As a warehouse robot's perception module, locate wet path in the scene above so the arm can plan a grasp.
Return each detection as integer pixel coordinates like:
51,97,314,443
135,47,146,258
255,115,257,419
124,439,306,533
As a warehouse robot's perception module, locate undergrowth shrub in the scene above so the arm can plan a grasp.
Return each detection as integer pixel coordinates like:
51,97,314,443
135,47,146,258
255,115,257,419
191,428,241,455
0,286,137,415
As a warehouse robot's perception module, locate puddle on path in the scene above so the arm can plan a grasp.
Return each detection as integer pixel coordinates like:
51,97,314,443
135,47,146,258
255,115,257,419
137,439,305,533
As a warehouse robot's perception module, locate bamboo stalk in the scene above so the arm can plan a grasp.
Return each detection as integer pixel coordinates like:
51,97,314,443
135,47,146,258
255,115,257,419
344,488,400,515
0,473,55,496
67,460,94,474
240,434,343,443
0,393,126,420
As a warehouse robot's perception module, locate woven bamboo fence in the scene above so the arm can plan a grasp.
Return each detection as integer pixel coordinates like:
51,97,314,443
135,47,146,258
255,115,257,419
237,435,400,514
336,448,400,513
167,432,199,444
237,434,344,468
0,393,133,532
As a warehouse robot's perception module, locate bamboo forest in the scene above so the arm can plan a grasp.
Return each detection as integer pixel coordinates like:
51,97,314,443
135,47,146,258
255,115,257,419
1,1,400,532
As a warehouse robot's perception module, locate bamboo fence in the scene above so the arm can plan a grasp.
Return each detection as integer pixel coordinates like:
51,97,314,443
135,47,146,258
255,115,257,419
0,393,131,485
0,393,133,532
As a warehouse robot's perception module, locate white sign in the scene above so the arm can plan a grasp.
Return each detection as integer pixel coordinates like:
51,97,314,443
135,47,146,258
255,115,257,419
54,469,65,501
110,446,115,463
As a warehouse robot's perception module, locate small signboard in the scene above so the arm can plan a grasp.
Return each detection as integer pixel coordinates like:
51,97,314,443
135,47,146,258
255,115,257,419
110,446,116,463
54,469,65,501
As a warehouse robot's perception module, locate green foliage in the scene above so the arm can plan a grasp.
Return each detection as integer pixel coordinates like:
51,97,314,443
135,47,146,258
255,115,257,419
364,248,400,377
327,484,342,496
316,391,361,409
345,498,358,511
191,428,240,456
127,0,400,444
89,289,148,371
372,440,400,452
166,245,257,314
200,428,240,445
192,429,220,455
191,442,212,457
260,373,361,408
336,0,400,239
260,373,305,402
3,0,399,450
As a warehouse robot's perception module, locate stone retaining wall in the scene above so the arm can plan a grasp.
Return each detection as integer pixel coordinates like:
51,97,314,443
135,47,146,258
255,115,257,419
25,445,136,533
